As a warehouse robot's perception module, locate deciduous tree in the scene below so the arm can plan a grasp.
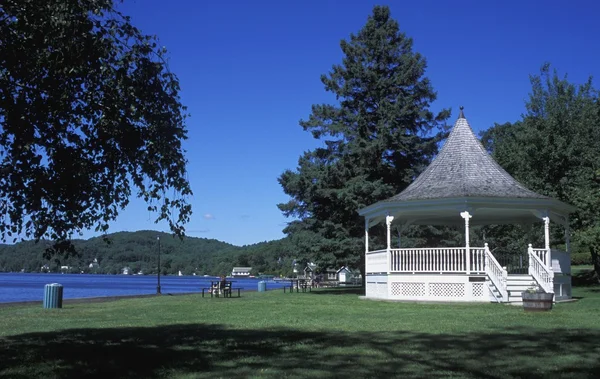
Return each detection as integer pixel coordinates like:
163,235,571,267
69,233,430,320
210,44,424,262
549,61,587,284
481,64,600,280
0,0,192,254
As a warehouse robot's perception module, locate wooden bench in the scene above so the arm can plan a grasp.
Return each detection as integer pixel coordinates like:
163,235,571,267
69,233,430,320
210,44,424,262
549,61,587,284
201,286,242,298
283,280,311,293
299,282,311,293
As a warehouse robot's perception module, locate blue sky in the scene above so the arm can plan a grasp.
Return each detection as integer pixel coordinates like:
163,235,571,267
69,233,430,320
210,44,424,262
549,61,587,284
79,0,599,246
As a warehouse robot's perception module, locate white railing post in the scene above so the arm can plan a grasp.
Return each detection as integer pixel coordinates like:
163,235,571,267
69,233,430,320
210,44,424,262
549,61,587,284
502,267,508,295
364,219,369,274
543,216,551,269
528,243,554,293
386,215,394,275
528,243,534,275
543,216,550,250
483,243,508,301
364,218,369,254
483,243,488,272
461,211,472,274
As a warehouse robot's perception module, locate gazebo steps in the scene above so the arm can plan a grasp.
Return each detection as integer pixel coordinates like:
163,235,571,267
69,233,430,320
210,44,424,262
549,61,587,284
506,274,534,303
488,274,534,303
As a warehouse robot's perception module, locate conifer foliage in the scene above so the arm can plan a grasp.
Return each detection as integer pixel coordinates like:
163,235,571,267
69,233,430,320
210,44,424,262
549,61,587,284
278,6,449,273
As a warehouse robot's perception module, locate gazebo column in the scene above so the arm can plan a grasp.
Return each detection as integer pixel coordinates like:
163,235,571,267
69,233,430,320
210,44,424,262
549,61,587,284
364,218,370,254
543,216,551,268
461,211,472,274
386,215,394,274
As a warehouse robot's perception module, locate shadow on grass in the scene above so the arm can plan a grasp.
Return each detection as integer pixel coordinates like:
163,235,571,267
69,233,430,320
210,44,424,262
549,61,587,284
1,323,599,378
572,269,599,287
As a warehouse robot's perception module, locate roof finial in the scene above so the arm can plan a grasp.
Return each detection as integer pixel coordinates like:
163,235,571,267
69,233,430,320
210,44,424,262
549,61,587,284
458,106,465,119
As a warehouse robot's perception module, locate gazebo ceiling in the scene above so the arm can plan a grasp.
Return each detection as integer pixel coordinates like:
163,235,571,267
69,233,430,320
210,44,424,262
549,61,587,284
361,196,573,227
359,108,576,227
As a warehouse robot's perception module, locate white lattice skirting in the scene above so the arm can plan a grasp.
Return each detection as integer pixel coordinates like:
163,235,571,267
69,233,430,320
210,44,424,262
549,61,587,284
366,274,490,302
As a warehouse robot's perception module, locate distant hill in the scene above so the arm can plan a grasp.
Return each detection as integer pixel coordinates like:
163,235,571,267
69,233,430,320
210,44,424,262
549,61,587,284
0,230,296,276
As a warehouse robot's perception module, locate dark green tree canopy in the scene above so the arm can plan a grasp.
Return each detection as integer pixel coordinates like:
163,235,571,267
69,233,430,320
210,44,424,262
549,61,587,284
0,0,192,252
278,6,449,272
481,64,600,279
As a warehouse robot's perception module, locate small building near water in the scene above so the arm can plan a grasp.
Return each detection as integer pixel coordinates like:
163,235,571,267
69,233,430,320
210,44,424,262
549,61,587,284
303,263,317,279
231,267,252,278
336,266,353,283
324,268,337,281
89,258,99,269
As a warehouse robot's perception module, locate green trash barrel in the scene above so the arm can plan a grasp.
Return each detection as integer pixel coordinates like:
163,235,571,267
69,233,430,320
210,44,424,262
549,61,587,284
258,281,266,292
43,283,63,309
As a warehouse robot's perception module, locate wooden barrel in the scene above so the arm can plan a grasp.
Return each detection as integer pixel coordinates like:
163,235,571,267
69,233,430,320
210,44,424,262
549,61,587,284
522,292,554,311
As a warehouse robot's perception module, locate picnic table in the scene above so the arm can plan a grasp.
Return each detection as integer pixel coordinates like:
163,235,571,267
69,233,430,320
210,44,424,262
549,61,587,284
201,280,241,298
283,278,311,293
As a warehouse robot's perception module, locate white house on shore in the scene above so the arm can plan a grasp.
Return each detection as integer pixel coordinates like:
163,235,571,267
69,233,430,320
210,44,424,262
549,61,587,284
231,267,252,278
358,108,574,304
89,258,99,269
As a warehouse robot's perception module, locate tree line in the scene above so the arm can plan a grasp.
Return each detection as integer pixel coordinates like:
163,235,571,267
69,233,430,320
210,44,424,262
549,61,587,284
0,230,298,277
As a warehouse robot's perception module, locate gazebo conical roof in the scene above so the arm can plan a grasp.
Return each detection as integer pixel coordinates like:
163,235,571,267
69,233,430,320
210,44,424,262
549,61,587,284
358,108,575,227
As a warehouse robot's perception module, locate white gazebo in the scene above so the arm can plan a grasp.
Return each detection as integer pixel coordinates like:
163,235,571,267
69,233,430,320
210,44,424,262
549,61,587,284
358,108,575,303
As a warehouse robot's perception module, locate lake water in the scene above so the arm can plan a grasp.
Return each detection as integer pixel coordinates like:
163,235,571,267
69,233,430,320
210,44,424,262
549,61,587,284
0,273,286,303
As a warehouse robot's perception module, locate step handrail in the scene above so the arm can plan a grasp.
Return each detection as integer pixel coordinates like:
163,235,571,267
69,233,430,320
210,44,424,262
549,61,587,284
528,244,554,293
484,243,508,301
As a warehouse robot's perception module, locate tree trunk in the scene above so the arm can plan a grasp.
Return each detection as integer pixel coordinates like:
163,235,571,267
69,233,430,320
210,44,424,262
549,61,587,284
590,246,600,283
359,253,366,288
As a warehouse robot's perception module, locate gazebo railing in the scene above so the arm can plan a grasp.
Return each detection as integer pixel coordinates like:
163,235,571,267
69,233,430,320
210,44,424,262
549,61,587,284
484,244,508,300
390,248,465,272
532,248,548,265
470,247,486,273
366,245,553,288
365,247,490,274
365,244,554,299
365,249,388,273
528,245,554,293
383,247,486,273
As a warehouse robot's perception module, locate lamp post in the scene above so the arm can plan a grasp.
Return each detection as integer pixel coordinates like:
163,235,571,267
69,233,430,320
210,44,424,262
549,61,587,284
156,235,161,294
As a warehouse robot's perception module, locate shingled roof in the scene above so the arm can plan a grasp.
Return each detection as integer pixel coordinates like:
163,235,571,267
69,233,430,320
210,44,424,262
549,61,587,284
385,108,547,202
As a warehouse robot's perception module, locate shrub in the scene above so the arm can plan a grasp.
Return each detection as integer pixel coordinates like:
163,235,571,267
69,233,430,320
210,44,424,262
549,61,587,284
571,252,593,265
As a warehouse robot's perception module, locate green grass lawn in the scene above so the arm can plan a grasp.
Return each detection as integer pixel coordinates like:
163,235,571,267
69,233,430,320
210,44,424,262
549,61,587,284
1,286,600,378
572,265,594,274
